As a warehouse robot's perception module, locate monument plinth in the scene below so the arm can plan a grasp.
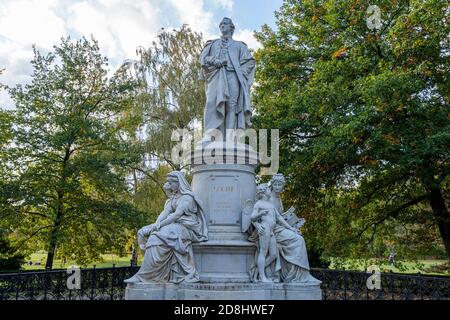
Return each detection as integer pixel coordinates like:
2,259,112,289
125,282,322,300
191,147,257,283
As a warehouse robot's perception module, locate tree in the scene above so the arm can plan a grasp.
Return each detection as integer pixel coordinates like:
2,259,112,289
117,26,206,265
132,24,205,170
0,229,25,272
254,0,449,262
2,37,145,269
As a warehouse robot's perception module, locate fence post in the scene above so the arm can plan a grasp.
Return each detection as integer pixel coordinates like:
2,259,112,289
389,271,394,300
417,272,423,300
90,265,96,300
110,264,115,300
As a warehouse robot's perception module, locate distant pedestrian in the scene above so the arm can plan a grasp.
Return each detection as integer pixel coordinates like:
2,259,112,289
388,251,396,265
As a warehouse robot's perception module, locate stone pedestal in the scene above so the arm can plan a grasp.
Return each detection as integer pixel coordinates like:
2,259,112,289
191,159,257,283
125,282,322,300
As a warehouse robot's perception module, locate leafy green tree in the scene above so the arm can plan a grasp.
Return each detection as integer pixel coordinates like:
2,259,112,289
0,94,24,271
117,26,206,265
0,229,25,272
132,24,205,169
254,0,449,262
2,37,145,269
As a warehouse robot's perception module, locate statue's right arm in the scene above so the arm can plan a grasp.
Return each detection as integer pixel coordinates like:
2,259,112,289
154,200,172,226
200,40,221,69
200,40,212,67
251,203,264,221
138,204,171,237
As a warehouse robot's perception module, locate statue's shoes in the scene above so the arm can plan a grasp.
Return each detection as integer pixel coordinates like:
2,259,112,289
124,275,141,284
183,274,200,283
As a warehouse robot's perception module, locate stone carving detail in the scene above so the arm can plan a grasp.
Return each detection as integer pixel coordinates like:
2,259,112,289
270,173,306,231
125,171,208,284
247,174,320,284
200,17,256,138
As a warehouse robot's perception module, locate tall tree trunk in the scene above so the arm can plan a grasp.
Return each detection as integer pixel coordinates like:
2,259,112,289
428,187,450,261
45,193,64,269
45,146,71,269
45,231,57,270
131,168,139,267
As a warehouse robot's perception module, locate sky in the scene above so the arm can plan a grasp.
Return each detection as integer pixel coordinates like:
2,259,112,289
0,0,283,108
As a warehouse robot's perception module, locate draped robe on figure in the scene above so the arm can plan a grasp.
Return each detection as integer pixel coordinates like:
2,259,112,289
200,38,256,133
270,195,314,282
132,173,208,283
248,196,314,282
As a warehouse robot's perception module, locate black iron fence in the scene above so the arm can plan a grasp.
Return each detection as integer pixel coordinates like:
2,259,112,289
0,266,449,300
310,269,450,300
0,266,139,300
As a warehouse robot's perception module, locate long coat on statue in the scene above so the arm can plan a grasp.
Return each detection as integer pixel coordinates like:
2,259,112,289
200,38,256,132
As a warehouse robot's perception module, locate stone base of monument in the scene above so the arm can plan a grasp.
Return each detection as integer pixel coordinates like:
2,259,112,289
189,160,258,284
124,142,323,300
192,240,255,283
125,281,322,300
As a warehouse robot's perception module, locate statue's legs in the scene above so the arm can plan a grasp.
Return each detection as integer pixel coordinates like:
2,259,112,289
225,70,239,131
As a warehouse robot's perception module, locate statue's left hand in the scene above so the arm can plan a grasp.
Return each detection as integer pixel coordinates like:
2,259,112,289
138,225,154,237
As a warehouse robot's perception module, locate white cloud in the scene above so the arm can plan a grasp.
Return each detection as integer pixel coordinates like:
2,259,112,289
211,0,234,12
234,29,260,51
0,0,66,108
0,0,66,48
0,0,252,109
67,0,163,63
166,0,215,38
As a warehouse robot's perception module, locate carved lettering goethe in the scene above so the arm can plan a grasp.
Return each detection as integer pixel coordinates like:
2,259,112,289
213,185,234,192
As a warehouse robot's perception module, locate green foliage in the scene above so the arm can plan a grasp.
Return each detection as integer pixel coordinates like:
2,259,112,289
1,36,146,268
254,0,449,263
0,26,208,269
0,229,25,272
118,26,206,252
132,24,205,168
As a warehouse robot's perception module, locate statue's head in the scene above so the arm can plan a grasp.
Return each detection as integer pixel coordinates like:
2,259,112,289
256,183,270,200
270,173,286,194
164,172,180,194
162,180,173,197
219,17,235,36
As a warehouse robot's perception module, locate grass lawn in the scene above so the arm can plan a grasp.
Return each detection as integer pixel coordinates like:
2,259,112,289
329,258,450,276
22,251,142,270
21,251,449,276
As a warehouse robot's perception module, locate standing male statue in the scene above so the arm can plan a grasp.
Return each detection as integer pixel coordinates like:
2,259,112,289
200,17,256,139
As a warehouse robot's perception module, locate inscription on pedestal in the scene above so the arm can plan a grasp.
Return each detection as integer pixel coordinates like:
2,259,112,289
209,176,240,225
